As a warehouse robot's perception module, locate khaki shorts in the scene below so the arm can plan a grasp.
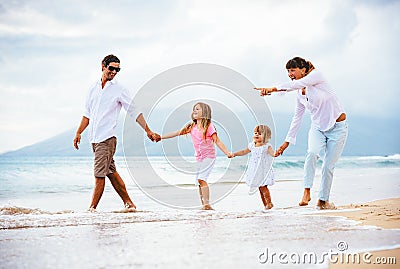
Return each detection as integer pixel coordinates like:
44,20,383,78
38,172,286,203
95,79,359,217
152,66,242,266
92,136,117,178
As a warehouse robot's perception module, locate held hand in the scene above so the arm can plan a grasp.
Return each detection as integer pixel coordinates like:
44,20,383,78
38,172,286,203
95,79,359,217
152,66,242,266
73,133,81,150
146,131,155,142
146,132,153,141
274,142,289,157
146,131,160,142
227,152,234,158
152,133,161,142
254,87,277,96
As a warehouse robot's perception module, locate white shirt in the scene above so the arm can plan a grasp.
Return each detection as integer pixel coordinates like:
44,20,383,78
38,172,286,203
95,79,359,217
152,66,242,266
83,79,141,143
277,70,345,145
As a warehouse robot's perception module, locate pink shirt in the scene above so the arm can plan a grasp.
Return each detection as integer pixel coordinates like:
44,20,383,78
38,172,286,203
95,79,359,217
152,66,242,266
277,70,345,145
190,123,217,161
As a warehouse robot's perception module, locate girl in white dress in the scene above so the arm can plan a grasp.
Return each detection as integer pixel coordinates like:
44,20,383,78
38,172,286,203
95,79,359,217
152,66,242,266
231,125,275,210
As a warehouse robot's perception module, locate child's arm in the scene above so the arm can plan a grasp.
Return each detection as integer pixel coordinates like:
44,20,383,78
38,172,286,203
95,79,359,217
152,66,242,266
161,128,191,140
161,130,181,140
212,133,231,156
232,148,250,157
268,145,276,157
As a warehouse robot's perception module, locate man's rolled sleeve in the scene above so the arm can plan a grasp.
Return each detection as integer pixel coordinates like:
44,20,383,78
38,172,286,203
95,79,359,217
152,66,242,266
119,88,142,120
83,94,91,119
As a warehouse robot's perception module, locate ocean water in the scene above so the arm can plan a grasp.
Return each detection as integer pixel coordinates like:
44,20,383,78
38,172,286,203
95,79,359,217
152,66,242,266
0,155,399,268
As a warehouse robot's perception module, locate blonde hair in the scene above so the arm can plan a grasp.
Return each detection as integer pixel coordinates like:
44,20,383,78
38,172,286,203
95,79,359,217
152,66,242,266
254,125,271,144
180,102,212,139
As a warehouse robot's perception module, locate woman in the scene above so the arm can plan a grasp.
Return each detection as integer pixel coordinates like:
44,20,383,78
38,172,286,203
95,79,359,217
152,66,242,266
256,56,348,209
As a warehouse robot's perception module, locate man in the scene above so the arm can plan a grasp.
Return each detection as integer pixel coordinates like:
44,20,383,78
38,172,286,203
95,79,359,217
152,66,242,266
73,54,160,212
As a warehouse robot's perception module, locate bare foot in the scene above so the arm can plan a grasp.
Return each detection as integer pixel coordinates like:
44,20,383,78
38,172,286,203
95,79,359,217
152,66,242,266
299,198,311,206
112,203,137,213
299,189,311,206
317,200,337,210
201,204,214,210
125,202,136,210
265,203,274,210
120,207,137,213
88,207,97,213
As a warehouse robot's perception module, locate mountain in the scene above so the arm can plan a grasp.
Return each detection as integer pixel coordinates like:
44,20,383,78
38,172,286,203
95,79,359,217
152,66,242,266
1,114,399,157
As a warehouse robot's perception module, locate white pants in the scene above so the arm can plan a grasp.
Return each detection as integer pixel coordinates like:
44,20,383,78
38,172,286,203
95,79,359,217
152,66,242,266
304,120,348,201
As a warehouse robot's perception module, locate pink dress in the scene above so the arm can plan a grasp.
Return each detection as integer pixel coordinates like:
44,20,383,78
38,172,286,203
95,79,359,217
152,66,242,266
190,123,217,185
190,123,216,162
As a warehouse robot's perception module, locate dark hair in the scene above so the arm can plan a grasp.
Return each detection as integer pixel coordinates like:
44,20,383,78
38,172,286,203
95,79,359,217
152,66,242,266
102,54,120,67
286,57,314,73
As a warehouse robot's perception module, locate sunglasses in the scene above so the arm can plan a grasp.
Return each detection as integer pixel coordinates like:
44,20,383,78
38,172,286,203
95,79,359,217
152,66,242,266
107,65,121,72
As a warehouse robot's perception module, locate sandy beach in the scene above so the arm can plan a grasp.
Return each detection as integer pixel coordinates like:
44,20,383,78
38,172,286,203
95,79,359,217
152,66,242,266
326,198,400,268
324,198,400,230
1,156,400,268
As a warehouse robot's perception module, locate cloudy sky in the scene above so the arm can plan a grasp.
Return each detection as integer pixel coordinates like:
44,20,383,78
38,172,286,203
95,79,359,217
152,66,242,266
0,0,399,154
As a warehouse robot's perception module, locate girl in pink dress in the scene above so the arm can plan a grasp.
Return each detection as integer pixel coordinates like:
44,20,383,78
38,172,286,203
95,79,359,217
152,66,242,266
161,102,231,210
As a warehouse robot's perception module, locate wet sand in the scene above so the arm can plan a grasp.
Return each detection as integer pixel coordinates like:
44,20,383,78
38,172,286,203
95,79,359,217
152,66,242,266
327,198,400,268
324,198,400,229
1,167,399,268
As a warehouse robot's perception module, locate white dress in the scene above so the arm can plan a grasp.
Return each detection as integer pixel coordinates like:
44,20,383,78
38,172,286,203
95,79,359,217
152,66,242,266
245,142,275,194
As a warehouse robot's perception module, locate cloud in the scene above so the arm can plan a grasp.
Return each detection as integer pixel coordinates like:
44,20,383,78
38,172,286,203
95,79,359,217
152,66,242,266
0,0,399,153
321,0,400,117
